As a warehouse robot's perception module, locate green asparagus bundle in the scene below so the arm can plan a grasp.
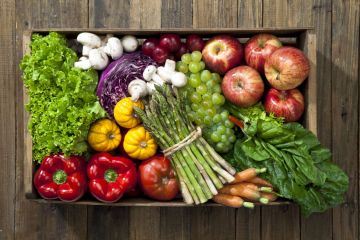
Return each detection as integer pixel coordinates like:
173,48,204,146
134,85,236,204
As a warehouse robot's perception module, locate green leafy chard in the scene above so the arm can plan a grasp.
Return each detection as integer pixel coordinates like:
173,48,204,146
225,103,349,216
20,32,106,163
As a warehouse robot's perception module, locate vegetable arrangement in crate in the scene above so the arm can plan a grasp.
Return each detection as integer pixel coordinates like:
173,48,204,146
20,30,348,216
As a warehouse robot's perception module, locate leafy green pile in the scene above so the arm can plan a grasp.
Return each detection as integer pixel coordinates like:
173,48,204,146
20,32,106,163
225,103,349,216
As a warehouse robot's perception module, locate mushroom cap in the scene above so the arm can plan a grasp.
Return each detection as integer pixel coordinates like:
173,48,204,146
103,37,123,60
77,32,101,48
89,48,109,70
171,72,187,87
121,35,139,52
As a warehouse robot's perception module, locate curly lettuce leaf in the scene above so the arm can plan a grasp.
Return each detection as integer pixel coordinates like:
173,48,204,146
20,32,106,163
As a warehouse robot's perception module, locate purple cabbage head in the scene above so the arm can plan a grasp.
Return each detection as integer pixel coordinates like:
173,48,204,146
97,51,157,117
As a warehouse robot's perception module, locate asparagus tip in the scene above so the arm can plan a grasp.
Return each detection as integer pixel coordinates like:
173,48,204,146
243,202,255,209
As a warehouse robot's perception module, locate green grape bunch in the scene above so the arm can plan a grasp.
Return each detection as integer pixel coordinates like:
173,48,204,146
176,51,236,153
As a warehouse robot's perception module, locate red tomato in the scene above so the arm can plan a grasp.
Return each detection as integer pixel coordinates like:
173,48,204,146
138,155,179,201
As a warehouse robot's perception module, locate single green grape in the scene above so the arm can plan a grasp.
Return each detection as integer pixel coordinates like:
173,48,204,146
206,80,216,90
203,116,212,125
220,110,229,120
196,84,207,95
190,92,202,103
206,108,216,117
194,117,203,126
181,53,192,64
176,61,188,73
203,100,213,108
200,70,212,82
191,103,200,111
216,142,225,151
202,93,211,101
199,61,205,70
229,135,236,143
218,94,225,106
217,125,226,134
189,62,202,73
221,134,228,143
211,93,223,105
191,51,202,62
188,111,196,121
211,132,221,142
224,119,234,128
212,73,221,83
188,75,201,88
213,114,222,123
196,108,207,118
213,84,222,93
225,127,233,136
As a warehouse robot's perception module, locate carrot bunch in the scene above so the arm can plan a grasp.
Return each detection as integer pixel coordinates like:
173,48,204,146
212,168,278,208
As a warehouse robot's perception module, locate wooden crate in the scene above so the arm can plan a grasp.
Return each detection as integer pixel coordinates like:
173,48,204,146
23,28,316,207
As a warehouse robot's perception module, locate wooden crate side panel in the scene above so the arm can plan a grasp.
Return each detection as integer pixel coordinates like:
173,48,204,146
0,0,16,239
332,0,360,240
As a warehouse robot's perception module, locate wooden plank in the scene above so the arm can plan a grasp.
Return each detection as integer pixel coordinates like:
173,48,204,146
129,207,161,240
261,205,300,240
90,0,162,28
189,208,236,240
301,1,333,239
193,0,238,28
14,0,89,239
0,0,16,239
237,0,262,28
331,0,360,240
262,0,314,27
87,207,129,239
160,208,190,240
161,0,192,28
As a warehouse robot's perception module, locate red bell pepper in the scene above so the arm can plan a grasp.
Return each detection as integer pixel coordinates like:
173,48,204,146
34,154,87,202
87,152,137,203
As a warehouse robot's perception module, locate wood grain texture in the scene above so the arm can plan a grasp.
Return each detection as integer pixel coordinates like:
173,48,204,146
193,0,238,28
129,207,161,240
160,208,190,240
301,1,333,239
0,0,16,239
237,0,262,28
161,0,192,28
189,208,236,240
14,0,89,239
331,0,360,240
236,208,261,240
90,0,162,28
263,0,314,27
87,207,129,240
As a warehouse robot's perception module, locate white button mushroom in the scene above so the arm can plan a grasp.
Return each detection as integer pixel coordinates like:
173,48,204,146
121,35,139,52
100,34,114,47
128,79,148,101
146,81,156,95
74,56,92,70
164,59,176,72
77,32,102,48
143,65,157,81
152,73,166,86
88,48,109,70
103,37,123,60
157,66,173,83
170,72,187,88
82,45,92,56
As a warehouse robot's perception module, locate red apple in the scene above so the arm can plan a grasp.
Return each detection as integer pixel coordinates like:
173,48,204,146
264,88,304,122
264,47,310,90
152,45,170,64
159,34,181,53
174,42,189,60
186,34,205,52
142,38,159,56
221,66,264,107
244,34,282,74
202,35,243,75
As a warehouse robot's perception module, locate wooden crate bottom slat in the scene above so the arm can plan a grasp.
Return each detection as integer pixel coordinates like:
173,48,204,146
30,198,291,207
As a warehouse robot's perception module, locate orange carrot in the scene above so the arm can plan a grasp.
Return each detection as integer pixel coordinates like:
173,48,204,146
260,192,278,202
248,177,273,188
237,182,258,191
231,168,266,184
213,193,254,208
228,115,244,129
219,183,261,201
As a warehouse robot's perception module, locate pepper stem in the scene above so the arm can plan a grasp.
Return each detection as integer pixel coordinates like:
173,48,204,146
104,169,118,183
53,170,67,185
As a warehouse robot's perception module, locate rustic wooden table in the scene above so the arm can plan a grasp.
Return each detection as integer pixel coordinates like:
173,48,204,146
0,0,359,239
